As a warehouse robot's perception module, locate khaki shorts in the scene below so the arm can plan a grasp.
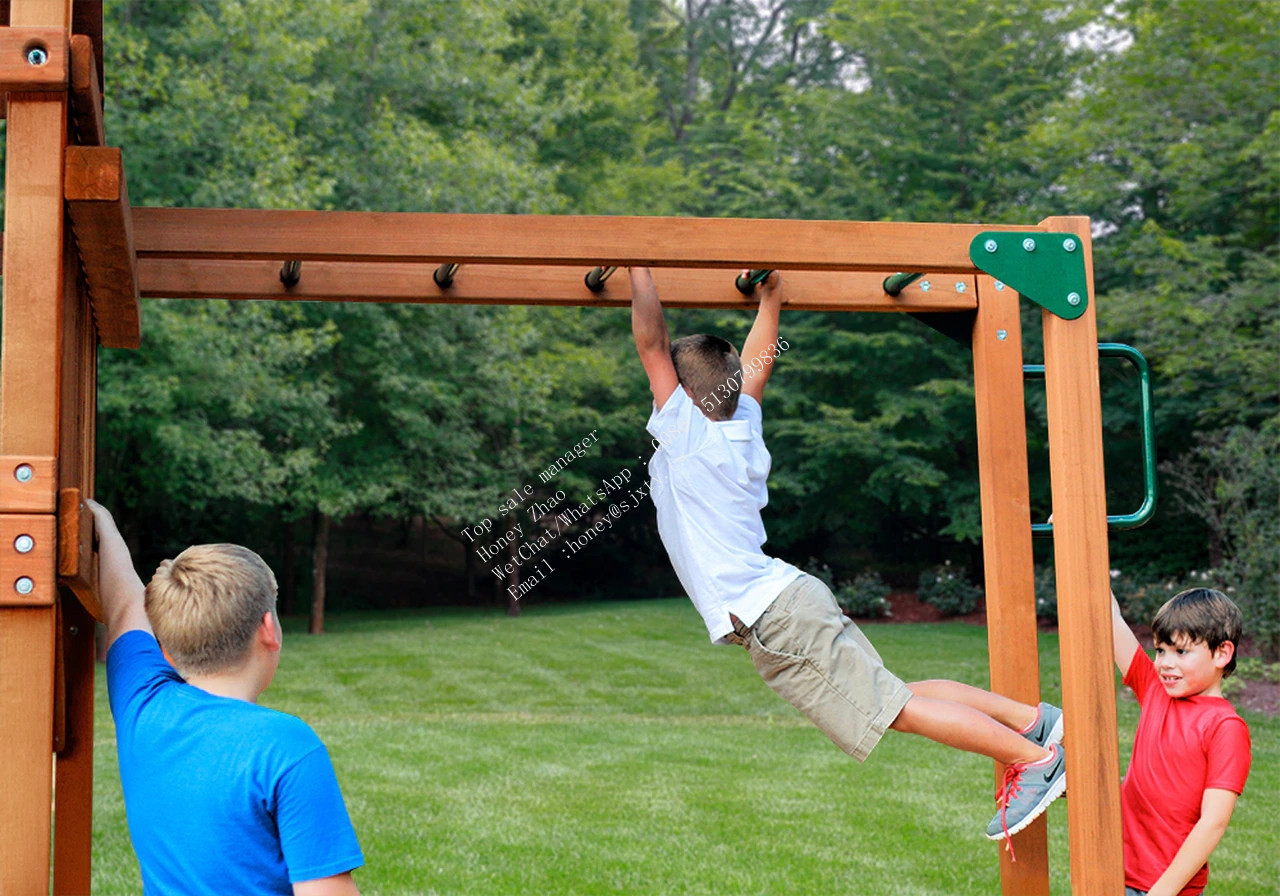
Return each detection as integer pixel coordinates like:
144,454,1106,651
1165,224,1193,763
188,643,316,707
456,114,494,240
732,574,912,761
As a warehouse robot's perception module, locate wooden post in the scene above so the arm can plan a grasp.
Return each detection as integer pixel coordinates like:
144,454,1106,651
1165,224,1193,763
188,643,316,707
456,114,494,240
53,266,100,890
0,2,73,893
1039,216,1125,893
971,276,1051,892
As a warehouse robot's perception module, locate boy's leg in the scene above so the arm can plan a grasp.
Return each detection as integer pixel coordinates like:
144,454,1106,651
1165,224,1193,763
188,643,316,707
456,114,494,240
892,692,1067,843
908,680,1063,748
907,680,1037,732
890,694,1049,766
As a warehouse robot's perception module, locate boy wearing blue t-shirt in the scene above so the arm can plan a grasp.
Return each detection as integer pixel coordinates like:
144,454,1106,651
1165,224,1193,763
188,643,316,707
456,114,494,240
630,268,1066,849
89,500,364,895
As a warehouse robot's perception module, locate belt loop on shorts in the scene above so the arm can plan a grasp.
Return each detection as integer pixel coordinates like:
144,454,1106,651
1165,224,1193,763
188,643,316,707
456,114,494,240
726,613,752,647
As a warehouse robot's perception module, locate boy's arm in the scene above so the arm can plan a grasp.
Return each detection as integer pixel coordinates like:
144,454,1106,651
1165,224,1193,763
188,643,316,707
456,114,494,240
629,267,679,409
1145,788,1239,896
739,271,783,405
294,872,361,896
1111,589,1141,674
84,499,152,648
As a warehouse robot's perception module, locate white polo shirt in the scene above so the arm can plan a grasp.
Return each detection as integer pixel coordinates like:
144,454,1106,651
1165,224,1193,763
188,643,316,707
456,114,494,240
646,387,802,643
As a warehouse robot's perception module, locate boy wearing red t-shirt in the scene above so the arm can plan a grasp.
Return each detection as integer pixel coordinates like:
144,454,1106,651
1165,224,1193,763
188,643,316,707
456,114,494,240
1111,587,1252,896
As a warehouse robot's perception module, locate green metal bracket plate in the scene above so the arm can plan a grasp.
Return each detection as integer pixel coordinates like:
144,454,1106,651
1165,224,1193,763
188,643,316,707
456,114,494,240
969,231,1089,320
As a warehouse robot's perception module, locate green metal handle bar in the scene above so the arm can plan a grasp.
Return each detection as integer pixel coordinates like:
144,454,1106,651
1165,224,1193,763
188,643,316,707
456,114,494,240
735,269,773,295
1025,343,1157,534
882,272,924,296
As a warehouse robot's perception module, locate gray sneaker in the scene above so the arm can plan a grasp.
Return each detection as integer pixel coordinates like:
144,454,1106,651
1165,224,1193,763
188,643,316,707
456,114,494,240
1022,702,1064,748
986,743,1067,842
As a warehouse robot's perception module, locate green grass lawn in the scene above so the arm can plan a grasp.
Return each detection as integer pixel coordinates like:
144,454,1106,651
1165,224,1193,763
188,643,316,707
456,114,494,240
91,599,1279,894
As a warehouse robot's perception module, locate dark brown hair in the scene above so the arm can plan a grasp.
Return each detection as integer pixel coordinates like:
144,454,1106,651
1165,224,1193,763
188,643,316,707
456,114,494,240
1151,587,1244,678
670,334,743,421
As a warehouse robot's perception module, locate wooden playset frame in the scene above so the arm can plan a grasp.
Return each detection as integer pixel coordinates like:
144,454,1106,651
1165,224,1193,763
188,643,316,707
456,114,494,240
0,3,1126,893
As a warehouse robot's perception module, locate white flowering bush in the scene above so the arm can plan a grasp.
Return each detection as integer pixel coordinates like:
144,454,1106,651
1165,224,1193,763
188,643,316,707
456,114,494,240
917,561,982,616
836,571,893,619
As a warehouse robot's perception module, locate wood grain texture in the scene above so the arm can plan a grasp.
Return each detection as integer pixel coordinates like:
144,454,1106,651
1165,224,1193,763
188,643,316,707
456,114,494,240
972,277,1051,892
1039,216,1124,894
66,145,141,348
138,259,979,312
0,26,67,92
132,206,1038,272
1,4,70,889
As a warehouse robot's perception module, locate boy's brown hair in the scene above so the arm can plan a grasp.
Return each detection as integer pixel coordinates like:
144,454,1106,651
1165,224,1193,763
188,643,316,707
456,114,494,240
671,334,743,421
145,544,278,676
1152,587,1244,678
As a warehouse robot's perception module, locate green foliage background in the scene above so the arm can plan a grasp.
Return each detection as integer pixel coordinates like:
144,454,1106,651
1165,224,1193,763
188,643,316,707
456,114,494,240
4,0,1274,649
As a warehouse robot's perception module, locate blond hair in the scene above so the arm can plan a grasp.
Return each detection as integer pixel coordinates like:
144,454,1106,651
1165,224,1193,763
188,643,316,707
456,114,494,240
671,334,743,421
145,544,278,676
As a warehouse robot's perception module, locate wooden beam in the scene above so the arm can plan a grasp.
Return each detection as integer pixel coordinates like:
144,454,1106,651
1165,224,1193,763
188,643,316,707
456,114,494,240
0,455,56,511
971,276,1051,892
52,593,96,896
0,6,103,109
57,488,99,619
1,10,69,894
132,207,1039,273
66,145,141,348
0,513,57,606
2,98,68,455
54,96,102,893
68,33,103,146
1039,215,1124,894
1,2,72,889
137,259,979,313
0,25,67,93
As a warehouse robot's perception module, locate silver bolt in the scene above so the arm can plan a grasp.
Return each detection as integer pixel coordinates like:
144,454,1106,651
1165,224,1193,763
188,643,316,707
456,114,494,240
994,281,1005,291
1067,292,1082,306
919,280,931,292
69,625,80,636
997,330,1008,341
14,535,34,554
14,464,34,483
955,281,967,293
25,46,48,66
1063,238,1077,253
15,577,35,595
1022,238,1037,252
984,239,998,254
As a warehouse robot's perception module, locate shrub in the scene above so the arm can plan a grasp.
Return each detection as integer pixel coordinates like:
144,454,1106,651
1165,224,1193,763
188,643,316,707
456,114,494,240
1034,565,1057,624
1221,657,1280,702
1162,422,1280,662
836,571,892,619
806,558,836,590
1115,568,1237,630
917,562,982,616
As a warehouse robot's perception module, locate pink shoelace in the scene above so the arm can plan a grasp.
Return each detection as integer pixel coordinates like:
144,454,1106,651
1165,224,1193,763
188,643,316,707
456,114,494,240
994,762,1025,862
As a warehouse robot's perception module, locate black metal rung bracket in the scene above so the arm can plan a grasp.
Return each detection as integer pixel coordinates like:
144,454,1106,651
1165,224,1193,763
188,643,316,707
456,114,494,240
585,266,617,293
279,260,301,287
969,232,1089,320
434,263,460,288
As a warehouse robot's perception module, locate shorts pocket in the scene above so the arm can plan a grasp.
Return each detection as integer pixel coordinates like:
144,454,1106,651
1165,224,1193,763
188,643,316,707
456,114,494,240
747,620,806,683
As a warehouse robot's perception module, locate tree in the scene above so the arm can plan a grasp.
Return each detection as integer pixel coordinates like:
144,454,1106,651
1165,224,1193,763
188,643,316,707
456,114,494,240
95,301,347,563
1023,0,1279,637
